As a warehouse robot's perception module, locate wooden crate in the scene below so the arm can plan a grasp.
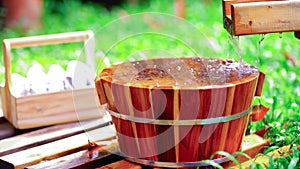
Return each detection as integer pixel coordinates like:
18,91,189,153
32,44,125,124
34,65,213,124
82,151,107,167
0,30,103,129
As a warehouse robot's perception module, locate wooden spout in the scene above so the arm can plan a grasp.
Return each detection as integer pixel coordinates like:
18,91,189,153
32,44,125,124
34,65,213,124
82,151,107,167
223,0,300,39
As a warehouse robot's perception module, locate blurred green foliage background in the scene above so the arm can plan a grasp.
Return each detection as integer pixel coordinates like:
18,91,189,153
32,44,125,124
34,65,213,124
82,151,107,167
0,0,299,134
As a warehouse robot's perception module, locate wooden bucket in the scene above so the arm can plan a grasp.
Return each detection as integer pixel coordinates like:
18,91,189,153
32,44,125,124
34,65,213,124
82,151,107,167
95,58,265,168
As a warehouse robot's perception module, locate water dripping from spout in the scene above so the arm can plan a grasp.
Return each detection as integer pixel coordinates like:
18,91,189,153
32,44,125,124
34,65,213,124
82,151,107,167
229,35,245,79
229,35,242,61
259,34,265,45
258,34,265,67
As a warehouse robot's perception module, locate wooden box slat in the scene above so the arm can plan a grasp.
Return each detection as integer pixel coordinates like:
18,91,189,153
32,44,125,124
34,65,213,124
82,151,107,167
0,119,109,156
26,144,121,169
97,160,142,169
0,119,116,169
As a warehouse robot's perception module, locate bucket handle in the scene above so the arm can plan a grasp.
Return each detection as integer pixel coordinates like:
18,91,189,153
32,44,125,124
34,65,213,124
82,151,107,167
251,71,269,121
255,71,265,96
250,104,269,122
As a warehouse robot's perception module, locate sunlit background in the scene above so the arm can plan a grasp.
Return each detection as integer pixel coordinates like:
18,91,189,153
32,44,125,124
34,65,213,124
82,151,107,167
0,0,299,144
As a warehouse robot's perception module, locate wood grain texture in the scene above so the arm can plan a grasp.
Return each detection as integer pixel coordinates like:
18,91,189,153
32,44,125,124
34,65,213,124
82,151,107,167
15,88,102,129
95,76,108,105
255,72,265,96
96,159,142,169
231,1,300,35
0,119,109,156
0,30,101,129
0,124,116,169
223,0,282,16
26,143,120,169
96,58,263,165
4,31,93,49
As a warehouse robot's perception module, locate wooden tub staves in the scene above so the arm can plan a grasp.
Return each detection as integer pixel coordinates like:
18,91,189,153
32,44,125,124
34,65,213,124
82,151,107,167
95,57,265,168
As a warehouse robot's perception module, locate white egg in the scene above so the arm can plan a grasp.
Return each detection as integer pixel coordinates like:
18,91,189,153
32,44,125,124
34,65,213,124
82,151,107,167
47,64,66,92
11,73,28,97
27,62,48,94
66,60,95,89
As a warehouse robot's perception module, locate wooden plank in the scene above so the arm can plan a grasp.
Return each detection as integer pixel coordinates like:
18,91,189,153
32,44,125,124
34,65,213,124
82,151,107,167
0,117,16,140
26,142,121,169
231,1,300,35
97,159,142,169
0,121,115,169
223,0,282,15
222,0,281,20
15,88,103,129
4,31,94,49
0,118,110,156
72,154,123,169
223,0,234,17
0,117,51,141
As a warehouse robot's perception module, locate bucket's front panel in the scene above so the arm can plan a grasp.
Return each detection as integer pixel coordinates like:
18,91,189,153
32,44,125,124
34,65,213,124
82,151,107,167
205,86,235,159
224,77,258,154
152,89,177,162
110,83,140,158
130,86,158,161
177,89,209,162
196,87,233,160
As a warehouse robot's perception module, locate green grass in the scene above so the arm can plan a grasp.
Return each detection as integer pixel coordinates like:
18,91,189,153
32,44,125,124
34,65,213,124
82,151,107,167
0,0,299,168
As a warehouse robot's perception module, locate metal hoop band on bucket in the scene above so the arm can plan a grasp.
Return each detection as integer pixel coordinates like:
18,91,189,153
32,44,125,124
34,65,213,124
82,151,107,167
107,107,251,125
122,152,238,168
